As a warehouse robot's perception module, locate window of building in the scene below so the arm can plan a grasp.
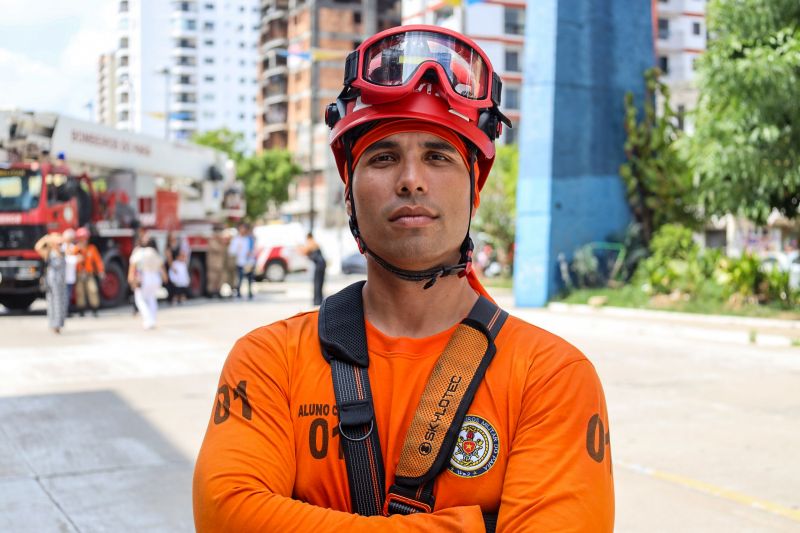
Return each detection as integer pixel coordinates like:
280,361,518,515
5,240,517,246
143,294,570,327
658,55,669,74
239,95,245,102
239,41,245,48
177,2,193,12
505,50,520,72
119,37,129,48
119,0,129,13
504,7,524,35
693,22,702,35
239,113,245,120
118,110,129,121
203,21,214,31
354,12,362,24
239,5,245,11
118,56,129,67
203,93,215,101
676,104,686,130
504,86,520,110
503,126,517,145
204,57,215,64
204,2,214,9
692,56,700,70
178,74,192,84
658,18,669,39
204,39,214,46
204,75,215,82
203,111,216,119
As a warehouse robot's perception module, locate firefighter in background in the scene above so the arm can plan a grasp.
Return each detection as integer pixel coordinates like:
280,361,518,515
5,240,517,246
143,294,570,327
74,227,104,317
206,225,227,297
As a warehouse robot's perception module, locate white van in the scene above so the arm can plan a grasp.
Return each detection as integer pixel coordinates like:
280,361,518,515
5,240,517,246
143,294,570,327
252,222,309,282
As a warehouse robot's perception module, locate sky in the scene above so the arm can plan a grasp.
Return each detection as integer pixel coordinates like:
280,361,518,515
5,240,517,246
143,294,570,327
0,0,117,120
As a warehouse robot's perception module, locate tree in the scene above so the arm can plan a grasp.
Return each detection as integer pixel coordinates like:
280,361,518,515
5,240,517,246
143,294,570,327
473,144,518,267
620,68,697,244
192,129,300,220
191,128,245,164
237,150,301,220
687,0,800,223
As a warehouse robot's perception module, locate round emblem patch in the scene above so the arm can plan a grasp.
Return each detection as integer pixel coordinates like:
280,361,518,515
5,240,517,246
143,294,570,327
448,415,499,478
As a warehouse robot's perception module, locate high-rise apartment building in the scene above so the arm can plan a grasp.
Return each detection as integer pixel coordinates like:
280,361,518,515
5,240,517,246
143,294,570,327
111,0,260,147
654,0,707,130
258,0,401,228
97,53,117,126
402,0,525,145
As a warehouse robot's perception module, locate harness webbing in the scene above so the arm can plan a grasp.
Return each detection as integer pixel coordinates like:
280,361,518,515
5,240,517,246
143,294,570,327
318,281,508,529
319,281,385,516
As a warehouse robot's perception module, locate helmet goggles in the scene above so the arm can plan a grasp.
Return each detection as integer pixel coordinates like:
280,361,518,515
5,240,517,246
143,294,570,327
345,26,502,110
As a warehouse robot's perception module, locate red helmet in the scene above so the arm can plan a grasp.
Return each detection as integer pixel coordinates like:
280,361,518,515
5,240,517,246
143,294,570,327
326,25,510,189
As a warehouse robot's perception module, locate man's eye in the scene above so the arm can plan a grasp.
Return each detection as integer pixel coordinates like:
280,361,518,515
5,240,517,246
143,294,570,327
370,153,395,163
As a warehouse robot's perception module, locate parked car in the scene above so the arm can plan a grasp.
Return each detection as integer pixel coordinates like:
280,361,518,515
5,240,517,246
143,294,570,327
252,223,309,282
341,252,367,275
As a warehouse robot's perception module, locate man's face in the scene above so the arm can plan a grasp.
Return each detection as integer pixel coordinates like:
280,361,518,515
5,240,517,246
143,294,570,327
348,131,471,270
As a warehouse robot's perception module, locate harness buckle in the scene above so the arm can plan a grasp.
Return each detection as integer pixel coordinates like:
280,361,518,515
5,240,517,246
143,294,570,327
383,491,433,516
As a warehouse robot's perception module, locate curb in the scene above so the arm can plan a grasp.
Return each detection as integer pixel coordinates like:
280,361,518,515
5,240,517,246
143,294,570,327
544,302,799,348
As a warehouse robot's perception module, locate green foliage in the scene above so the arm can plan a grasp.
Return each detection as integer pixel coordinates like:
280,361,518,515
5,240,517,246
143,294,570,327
621,68,697,243
237,151,301,220
191,129,245,164
635,224,702,295
191,129,301,220
474,144,518,264
687,0,800,223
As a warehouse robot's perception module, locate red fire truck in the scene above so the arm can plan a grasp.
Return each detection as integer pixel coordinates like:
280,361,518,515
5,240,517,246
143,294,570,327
0,111,244,311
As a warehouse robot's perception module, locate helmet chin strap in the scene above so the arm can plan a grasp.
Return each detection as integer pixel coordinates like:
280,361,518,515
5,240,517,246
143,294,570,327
346,142,476,290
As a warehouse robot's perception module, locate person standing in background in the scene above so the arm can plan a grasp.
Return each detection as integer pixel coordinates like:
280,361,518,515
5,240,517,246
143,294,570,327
169,248,191,304
128,233,168,330
228,223,255,299
74,227,104,317
206,226,226,298
34,233,66,333
303,232,326,306
61,228,79,316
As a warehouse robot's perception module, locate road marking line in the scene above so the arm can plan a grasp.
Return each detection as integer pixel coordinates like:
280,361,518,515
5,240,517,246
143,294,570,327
618,461,800,523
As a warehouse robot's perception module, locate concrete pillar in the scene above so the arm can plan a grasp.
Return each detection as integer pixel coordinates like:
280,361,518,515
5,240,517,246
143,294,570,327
514,0,653,306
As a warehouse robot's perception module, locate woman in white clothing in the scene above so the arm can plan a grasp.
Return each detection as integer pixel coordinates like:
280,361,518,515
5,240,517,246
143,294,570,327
128,233,167,330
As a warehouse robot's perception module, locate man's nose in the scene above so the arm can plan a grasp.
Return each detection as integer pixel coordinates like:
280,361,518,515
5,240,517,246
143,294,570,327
395,158,429,196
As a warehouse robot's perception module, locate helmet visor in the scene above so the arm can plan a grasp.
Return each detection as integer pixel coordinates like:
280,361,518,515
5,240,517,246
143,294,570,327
363,30,489,100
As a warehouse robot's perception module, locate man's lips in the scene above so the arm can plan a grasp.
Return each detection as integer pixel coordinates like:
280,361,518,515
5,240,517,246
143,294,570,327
388,206,438,226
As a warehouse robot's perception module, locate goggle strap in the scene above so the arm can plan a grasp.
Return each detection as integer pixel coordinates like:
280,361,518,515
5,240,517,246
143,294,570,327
491,73,502,106
344,51,359,85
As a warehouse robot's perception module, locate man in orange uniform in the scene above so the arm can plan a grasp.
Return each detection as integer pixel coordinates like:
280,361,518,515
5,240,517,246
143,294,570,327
74,226,104,317
194,25,614,532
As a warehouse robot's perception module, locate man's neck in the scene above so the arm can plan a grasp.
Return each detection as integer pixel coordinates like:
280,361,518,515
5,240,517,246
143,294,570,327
361,263,478,339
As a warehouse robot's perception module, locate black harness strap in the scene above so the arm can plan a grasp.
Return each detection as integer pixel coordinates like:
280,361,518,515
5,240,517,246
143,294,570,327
318,281,508,532
319,281,385,516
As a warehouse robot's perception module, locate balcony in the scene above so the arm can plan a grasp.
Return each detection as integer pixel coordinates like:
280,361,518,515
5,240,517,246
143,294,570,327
656,0,707,17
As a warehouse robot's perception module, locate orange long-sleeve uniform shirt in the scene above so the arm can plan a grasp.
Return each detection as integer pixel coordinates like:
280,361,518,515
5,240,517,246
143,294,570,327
193,309,614,532
76,243,104,275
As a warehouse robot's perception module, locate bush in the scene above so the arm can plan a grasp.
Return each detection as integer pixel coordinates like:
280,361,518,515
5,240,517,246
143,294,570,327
635,224,701,295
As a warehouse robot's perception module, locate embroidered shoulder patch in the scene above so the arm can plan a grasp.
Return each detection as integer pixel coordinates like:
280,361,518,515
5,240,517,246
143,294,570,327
448,415,499,478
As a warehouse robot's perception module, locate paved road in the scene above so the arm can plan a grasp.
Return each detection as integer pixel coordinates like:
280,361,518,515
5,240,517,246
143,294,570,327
1,276,798,532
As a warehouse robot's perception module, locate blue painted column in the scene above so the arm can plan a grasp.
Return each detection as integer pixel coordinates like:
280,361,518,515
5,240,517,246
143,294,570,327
514,0,653,307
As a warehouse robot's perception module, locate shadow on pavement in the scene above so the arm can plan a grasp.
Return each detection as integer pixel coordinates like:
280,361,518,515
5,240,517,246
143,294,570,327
0,390,194,533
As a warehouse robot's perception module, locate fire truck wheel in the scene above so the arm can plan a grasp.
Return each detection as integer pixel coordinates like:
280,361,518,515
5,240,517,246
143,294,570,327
0,294,37,311
188,256,206,299
100,261,128,308
265,260,287,283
